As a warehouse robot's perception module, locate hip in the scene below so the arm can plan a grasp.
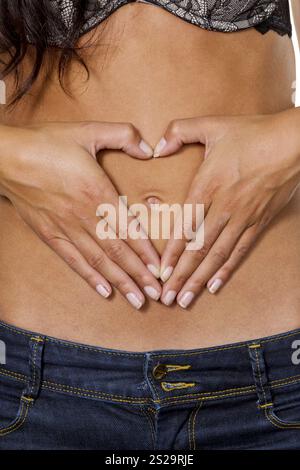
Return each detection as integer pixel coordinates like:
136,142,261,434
0,320,300,449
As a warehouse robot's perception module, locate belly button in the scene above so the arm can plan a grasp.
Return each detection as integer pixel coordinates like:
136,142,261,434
146,196,162,208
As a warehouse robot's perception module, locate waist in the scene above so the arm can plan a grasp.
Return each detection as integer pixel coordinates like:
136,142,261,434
0,12,299,349
1,319,300,406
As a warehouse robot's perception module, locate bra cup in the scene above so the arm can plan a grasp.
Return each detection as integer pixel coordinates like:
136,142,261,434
27,0,291,45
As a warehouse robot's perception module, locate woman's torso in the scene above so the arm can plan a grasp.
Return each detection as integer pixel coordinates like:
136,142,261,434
0,3,299,351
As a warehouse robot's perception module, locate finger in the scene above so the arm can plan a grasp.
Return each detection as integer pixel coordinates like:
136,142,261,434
46,237,112,298
87,187,161,278
153,116,217,158
160,193,225,284
88,227,161,301
175,222,258,309
162,216,244,306
73,232,147,310
206,224,262,294
75,122,154,159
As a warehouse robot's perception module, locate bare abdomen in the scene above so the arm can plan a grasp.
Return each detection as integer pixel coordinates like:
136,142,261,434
0,4,299,350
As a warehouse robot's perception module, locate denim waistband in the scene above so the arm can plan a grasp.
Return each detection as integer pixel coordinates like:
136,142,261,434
0,320,300,407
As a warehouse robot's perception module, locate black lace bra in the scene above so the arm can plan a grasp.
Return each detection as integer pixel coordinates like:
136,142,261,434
50,0,292,45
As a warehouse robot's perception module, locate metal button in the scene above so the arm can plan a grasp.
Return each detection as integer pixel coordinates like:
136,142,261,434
152,363,168,380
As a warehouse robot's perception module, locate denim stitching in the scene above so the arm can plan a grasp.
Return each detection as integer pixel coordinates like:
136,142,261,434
148,370,160,401
165,364,191,372
42,380,149,401
192,402,202,450
150,331,300,358
1,320,300,357
188,403,202,450
141,406,156,449
264,408,300,430
0,398,31,437
0,321,143,357
254,346,267,405
43,383,255,403
41,377,300,405
188,407,193,450
161,382,196,392
42,384,151,404
0,369,26,382
272,377,300,389
29,340,38,396
1,368,300,405
42,378,254,400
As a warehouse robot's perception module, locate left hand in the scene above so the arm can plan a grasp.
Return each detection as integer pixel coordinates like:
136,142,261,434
153,111,300,308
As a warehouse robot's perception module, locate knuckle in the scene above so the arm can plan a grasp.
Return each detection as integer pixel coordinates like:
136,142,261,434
211,248,228,264
190,278,205,291
237,244,249,258
106,242,124,262
259,215,271,229
173,273,188,286
182,220,194,239
59,202,75,221
64,254,78,268
219,264,231,278
82,182,103,204
39,225,55,243
193,243,210,259
85,272,97,286
123,123,138,141
168,120,182,138
88,252,106,270
113,277,129,291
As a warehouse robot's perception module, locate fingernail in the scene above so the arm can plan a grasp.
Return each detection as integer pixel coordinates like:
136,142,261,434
160,266,173,283
126,292,144,309
144,286,161,301
139,139,153,157
161,290,177,306
208,278,223,294
96,284,111,298
147,264,161,279
178,291,194,309
153,137,167,158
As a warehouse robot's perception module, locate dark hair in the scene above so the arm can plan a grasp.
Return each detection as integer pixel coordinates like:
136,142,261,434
0,0,92,105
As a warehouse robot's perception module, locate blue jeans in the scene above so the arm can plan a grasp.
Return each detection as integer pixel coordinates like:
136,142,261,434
0,319,300,450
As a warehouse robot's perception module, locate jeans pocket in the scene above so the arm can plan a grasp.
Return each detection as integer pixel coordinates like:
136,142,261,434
0,374,33,437
0,334,45,438
263,382,300,430
249,343,300,431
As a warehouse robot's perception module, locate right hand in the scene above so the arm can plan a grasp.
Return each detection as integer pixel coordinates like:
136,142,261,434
0,121,162,309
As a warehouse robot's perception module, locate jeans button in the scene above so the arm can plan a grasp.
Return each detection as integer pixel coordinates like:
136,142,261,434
152,363,168,380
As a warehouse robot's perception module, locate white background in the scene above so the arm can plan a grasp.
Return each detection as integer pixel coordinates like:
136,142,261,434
291,1,300,105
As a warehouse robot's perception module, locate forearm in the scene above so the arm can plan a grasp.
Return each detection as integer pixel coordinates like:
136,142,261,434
0,124,14,195
273,107,300,178
0,124,23,196
0,124,37,200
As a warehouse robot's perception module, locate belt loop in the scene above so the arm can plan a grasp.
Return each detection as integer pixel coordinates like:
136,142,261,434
248,343,273,409
23,335,45,401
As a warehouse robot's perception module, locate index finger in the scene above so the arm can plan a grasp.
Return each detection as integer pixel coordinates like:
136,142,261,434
84,172,161,278
160,176,212,282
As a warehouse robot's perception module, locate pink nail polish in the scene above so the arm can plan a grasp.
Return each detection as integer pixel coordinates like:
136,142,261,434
208,279,223,294
162,290,177,306
96,284,111,298
178,291,194,309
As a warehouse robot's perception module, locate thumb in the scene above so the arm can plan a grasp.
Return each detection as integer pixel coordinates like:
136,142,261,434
75,121,154,159
153,116,219,158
